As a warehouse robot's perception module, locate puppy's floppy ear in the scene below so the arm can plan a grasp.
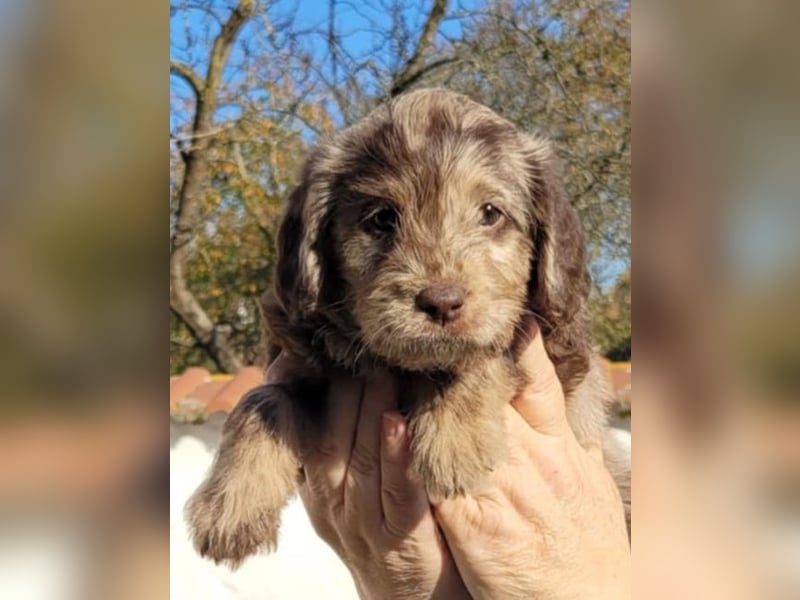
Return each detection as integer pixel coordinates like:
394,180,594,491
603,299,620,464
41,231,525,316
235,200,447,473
522,136,590,328
263,147,344,363
273,159,330,319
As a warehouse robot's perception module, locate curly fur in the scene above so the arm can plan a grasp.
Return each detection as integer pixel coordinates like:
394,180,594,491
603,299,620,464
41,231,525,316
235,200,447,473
186,89,629,567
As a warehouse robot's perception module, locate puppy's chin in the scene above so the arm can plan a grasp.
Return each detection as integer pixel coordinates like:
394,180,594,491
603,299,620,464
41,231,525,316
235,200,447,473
365,332,495,371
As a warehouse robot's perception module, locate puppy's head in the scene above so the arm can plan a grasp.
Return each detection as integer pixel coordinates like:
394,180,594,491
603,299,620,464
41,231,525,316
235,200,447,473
271,89,589,373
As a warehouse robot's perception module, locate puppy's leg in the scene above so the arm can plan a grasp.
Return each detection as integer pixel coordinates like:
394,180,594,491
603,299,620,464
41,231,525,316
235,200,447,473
185,382,322,567
408,358,515,497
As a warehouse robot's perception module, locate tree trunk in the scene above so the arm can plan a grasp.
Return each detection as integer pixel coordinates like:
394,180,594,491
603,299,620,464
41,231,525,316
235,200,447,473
169,0,254,372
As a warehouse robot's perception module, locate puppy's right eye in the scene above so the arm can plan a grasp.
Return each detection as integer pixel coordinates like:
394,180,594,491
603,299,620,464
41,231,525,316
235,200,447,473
480,203,504,227
364,207,399,235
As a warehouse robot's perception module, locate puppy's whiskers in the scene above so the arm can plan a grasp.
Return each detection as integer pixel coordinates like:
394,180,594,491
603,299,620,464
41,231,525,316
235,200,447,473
518,307,555,332
322,294,355,311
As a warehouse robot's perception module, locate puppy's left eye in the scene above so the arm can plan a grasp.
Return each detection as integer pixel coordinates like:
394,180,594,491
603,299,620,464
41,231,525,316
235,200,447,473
365,207,399,235
480,203,504,227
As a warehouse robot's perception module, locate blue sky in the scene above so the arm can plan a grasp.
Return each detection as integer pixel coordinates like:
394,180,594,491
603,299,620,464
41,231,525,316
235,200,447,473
170,1,629,290
171,0,480,129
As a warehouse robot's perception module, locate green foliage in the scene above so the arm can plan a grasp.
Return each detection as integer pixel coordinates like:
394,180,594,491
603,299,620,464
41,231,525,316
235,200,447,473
447,0,631,266
170,112,324,373
590,270,631,361
170,0,631,372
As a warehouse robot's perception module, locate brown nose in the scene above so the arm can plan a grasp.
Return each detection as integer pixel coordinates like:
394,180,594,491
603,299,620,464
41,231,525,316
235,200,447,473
415,284,465,324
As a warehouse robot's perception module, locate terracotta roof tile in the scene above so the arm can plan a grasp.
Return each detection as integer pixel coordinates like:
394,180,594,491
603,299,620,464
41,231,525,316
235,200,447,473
170,366,265,423
602,361,631,411
188,380,229,403
206,367,264,416
170,367,210,410
169,362,631,422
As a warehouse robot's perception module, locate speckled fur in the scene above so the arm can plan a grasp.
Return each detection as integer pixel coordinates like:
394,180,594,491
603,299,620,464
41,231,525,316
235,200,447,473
186,89,629,566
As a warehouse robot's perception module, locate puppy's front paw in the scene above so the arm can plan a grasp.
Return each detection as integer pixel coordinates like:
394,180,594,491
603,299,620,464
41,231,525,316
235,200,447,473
409,409,505,498
186,484,282,568
411,441,492,498
184,386,300,568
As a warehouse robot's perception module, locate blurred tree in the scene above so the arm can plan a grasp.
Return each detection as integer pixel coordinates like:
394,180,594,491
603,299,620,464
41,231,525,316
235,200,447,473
170,0,630,372
447,0,631,266
170,0,332,372
170,0,258,373
590,269,631,360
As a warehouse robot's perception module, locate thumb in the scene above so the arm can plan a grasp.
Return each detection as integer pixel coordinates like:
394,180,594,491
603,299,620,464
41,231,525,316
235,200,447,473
380,412,428,538
512,319,569,436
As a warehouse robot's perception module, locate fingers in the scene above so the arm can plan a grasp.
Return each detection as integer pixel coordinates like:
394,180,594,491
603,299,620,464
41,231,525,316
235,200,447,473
297,483,344,553
302,376,364,496
433,492,507,559
512,319,570,436
267,352,361,547
347,372,398,499
380,411,429,537
268,351,365,498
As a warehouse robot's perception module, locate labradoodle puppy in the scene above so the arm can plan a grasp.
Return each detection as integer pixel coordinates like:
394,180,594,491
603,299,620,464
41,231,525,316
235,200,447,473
186,88,630,567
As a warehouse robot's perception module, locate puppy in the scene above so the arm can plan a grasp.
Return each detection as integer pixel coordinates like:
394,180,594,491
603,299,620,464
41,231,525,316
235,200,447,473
186,88,630,567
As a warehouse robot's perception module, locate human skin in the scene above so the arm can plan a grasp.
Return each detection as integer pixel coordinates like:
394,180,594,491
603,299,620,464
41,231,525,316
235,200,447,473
268,322,630,599
267,362,469,600
432,325,631,599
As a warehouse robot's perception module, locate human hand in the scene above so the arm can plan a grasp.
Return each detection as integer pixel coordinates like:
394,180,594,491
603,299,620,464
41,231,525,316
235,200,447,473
432,324,631,599
266,356,468,600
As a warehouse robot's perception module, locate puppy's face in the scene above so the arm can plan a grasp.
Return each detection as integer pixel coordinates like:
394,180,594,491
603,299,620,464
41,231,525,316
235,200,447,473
273,89,588,375
328,96,536,370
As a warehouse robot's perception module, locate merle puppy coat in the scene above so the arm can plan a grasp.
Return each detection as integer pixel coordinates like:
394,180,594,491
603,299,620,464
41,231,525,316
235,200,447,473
186,89,629,567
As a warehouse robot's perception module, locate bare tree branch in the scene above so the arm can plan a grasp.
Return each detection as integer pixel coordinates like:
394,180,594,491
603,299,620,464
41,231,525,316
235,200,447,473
390,0,449,96
206,0,255,96
391,55,461,95
169,0,630,370
170,60,205,97
328,0,338,85
170,0,255,373
169,121,239,146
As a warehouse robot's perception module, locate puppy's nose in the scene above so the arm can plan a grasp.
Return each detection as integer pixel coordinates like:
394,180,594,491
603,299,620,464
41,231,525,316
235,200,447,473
415,284,465,324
